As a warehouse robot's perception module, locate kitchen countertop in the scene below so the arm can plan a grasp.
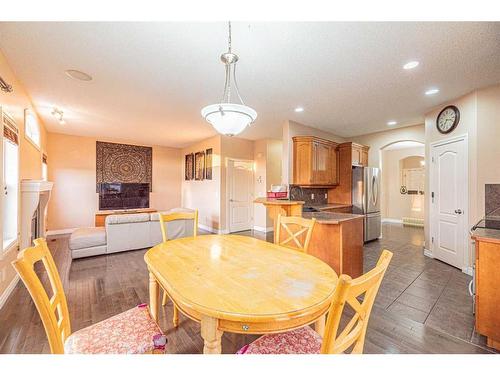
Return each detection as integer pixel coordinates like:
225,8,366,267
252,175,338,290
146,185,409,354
302,211,364,224
254,198,305,206
312,203,352,211
471,228,500,244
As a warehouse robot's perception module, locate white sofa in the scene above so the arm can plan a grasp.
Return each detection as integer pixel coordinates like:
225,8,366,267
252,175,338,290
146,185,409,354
69,208,195,259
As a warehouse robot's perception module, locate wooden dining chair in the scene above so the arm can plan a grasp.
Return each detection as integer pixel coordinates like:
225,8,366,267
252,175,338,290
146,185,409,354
159,210,198,327
237,249,393,354
12,238,166,354
274,214,316,253
159,210,198,242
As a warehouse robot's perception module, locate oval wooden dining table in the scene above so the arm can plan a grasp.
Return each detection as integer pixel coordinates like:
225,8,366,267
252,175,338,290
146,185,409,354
144,234,338,354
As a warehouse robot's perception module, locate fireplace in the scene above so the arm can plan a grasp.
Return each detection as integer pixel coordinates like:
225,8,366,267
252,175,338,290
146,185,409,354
21,180,53,249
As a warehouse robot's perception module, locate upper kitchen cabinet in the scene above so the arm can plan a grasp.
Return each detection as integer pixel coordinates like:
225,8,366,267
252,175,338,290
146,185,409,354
293,136,338,186
350,143,369,166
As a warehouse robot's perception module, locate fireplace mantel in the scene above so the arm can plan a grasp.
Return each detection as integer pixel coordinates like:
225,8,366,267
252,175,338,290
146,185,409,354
20,180,54,250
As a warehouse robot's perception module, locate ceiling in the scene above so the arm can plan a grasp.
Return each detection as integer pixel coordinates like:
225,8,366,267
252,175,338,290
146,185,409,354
0,22,499,148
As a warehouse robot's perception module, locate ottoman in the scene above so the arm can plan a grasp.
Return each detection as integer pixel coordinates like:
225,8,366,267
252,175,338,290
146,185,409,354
69,227,107,259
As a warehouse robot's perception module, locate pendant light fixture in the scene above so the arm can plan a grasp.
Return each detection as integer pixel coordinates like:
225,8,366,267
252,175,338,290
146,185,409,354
201,22,257,136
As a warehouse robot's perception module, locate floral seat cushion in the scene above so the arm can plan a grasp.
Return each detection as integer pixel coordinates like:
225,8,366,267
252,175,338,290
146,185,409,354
64,304,166,354
237,326,322,354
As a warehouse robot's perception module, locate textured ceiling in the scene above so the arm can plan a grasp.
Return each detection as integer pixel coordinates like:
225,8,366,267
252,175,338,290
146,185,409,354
0,22,499,148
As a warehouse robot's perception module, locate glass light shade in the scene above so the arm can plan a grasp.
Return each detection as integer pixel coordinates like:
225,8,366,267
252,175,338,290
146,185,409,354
201,103,257,136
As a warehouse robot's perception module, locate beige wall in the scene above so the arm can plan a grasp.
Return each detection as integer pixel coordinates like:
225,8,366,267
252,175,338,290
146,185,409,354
181,135,256,233
381,146,425,221
282,120,346,185
476,84,500,218
347,124,425,168
424,90,478,264
47,133,182,230
253,139,268,230
181,135,222,231
0,49,48,299
423,84,500,267
253,139,283,231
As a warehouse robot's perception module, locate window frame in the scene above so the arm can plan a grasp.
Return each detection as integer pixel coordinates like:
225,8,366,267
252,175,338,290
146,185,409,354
24,109,41,151
1,109,20,256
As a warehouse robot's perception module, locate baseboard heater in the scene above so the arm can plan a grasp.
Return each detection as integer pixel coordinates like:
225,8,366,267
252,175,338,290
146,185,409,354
402,217,424,227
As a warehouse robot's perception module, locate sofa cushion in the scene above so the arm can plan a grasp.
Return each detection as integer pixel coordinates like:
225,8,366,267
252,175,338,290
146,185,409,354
69,227,106,250
106,213,150,225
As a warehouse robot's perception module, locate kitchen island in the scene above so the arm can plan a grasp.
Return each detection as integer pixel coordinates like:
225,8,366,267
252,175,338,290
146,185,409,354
302,211,364,278
255,198,364,278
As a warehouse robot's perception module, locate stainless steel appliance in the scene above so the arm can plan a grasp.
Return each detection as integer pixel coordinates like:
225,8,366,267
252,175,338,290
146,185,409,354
352,166,381,242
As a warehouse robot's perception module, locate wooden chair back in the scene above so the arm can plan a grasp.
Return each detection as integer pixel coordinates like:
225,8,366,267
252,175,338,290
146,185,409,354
11,238,71,354
320,249,393,354
275,214,316,253
158,210,198,242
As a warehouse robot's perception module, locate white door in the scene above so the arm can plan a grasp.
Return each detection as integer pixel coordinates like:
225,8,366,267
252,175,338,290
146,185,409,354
228,160,254,233
430,137,468,269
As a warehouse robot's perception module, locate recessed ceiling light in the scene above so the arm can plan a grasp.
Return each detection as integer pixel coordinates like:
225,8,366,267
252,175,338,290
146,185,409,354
387,121,397,126
294,107,304,113
65,69,93,81
425,88,440,96
403,61,419,70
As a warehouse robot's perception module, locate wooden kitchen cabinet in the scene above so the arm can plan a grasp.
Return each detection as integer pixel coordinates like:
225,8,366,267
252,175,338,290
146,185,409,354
351,143,369,167
293,136,338,186
470,233,500,350
327,142,370,205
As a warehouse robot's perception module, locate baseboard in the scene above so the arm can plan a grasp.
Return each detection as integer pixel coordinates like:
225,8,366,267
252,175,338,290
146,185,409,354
253,226,274,233
46,228,77,236
0,274,19,311
382,218,403,224
198,224,229,235
423,248,434,258
462,266,473,276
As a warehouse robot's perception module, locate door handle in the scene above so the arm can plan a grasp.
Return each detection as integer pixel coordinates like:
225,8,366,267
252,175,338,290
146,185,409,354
455,209,462,214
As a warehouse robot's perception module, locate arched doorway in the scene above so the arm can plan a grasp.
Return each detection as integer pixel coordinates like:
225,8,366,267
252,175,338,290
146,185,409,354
379,141,425,231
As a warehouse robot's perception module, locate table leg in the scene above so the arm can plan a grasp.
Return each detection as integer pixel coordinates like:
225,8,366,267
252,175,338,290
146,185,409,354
201,316,223,354
149,272,160,323
315,315,326,337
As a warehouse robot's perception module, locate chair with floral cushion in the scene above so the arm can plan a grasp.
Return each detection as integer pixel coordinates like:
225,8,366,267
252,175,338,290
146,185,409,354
12,238,167,354
237,249,393,354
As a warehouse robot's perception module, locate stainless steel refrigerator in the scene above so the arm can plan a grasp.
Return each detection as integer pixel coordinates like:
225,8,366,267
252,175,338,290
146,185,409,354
352,166,381,242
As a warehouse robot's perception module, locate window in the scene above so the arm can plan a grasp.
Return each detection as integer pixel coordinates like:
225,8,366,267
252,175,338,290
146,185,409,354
24,109,40,149
2,111,19,251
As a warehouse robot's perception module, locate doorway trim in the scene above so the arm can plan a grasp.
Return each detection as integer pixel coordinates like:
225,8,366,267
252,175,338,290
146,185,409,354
429,133,469,273
225,157,255,234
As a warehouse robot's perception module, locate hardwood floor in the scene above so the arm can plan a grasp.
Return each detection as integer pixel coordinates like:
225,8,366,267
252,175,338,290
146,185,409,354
0,224,495,354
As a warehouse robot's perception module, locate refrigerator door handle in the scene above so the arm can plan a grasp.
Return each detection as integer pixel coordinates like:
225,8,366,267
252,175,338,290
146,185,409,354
371,175,378,207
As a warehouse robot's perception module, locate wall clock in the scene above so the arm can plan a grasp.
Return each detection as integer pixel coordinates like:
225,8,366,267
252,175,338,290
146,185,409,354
436,105,460,134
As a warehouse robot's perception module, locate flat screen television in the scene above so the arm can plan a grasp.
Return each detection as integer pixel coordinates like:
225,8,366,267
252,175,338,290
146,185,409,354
98,182,150,211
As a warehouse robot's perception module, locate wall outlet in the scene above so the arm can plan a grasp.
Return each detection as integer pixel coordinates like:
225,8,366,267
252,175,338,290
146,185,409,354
311,193,315,200
324,193,327,199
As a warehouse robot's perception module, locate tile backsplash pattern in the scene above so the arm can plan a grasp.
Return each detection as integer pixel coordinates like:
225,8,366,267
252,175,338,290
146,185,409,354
289,185,328,206
485,184,500,215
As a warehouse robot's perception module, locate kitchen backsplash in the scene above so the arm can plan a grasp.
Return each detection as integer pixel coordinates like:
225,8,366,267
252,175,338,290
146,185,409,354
289,185,328,206
485,184,500,215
